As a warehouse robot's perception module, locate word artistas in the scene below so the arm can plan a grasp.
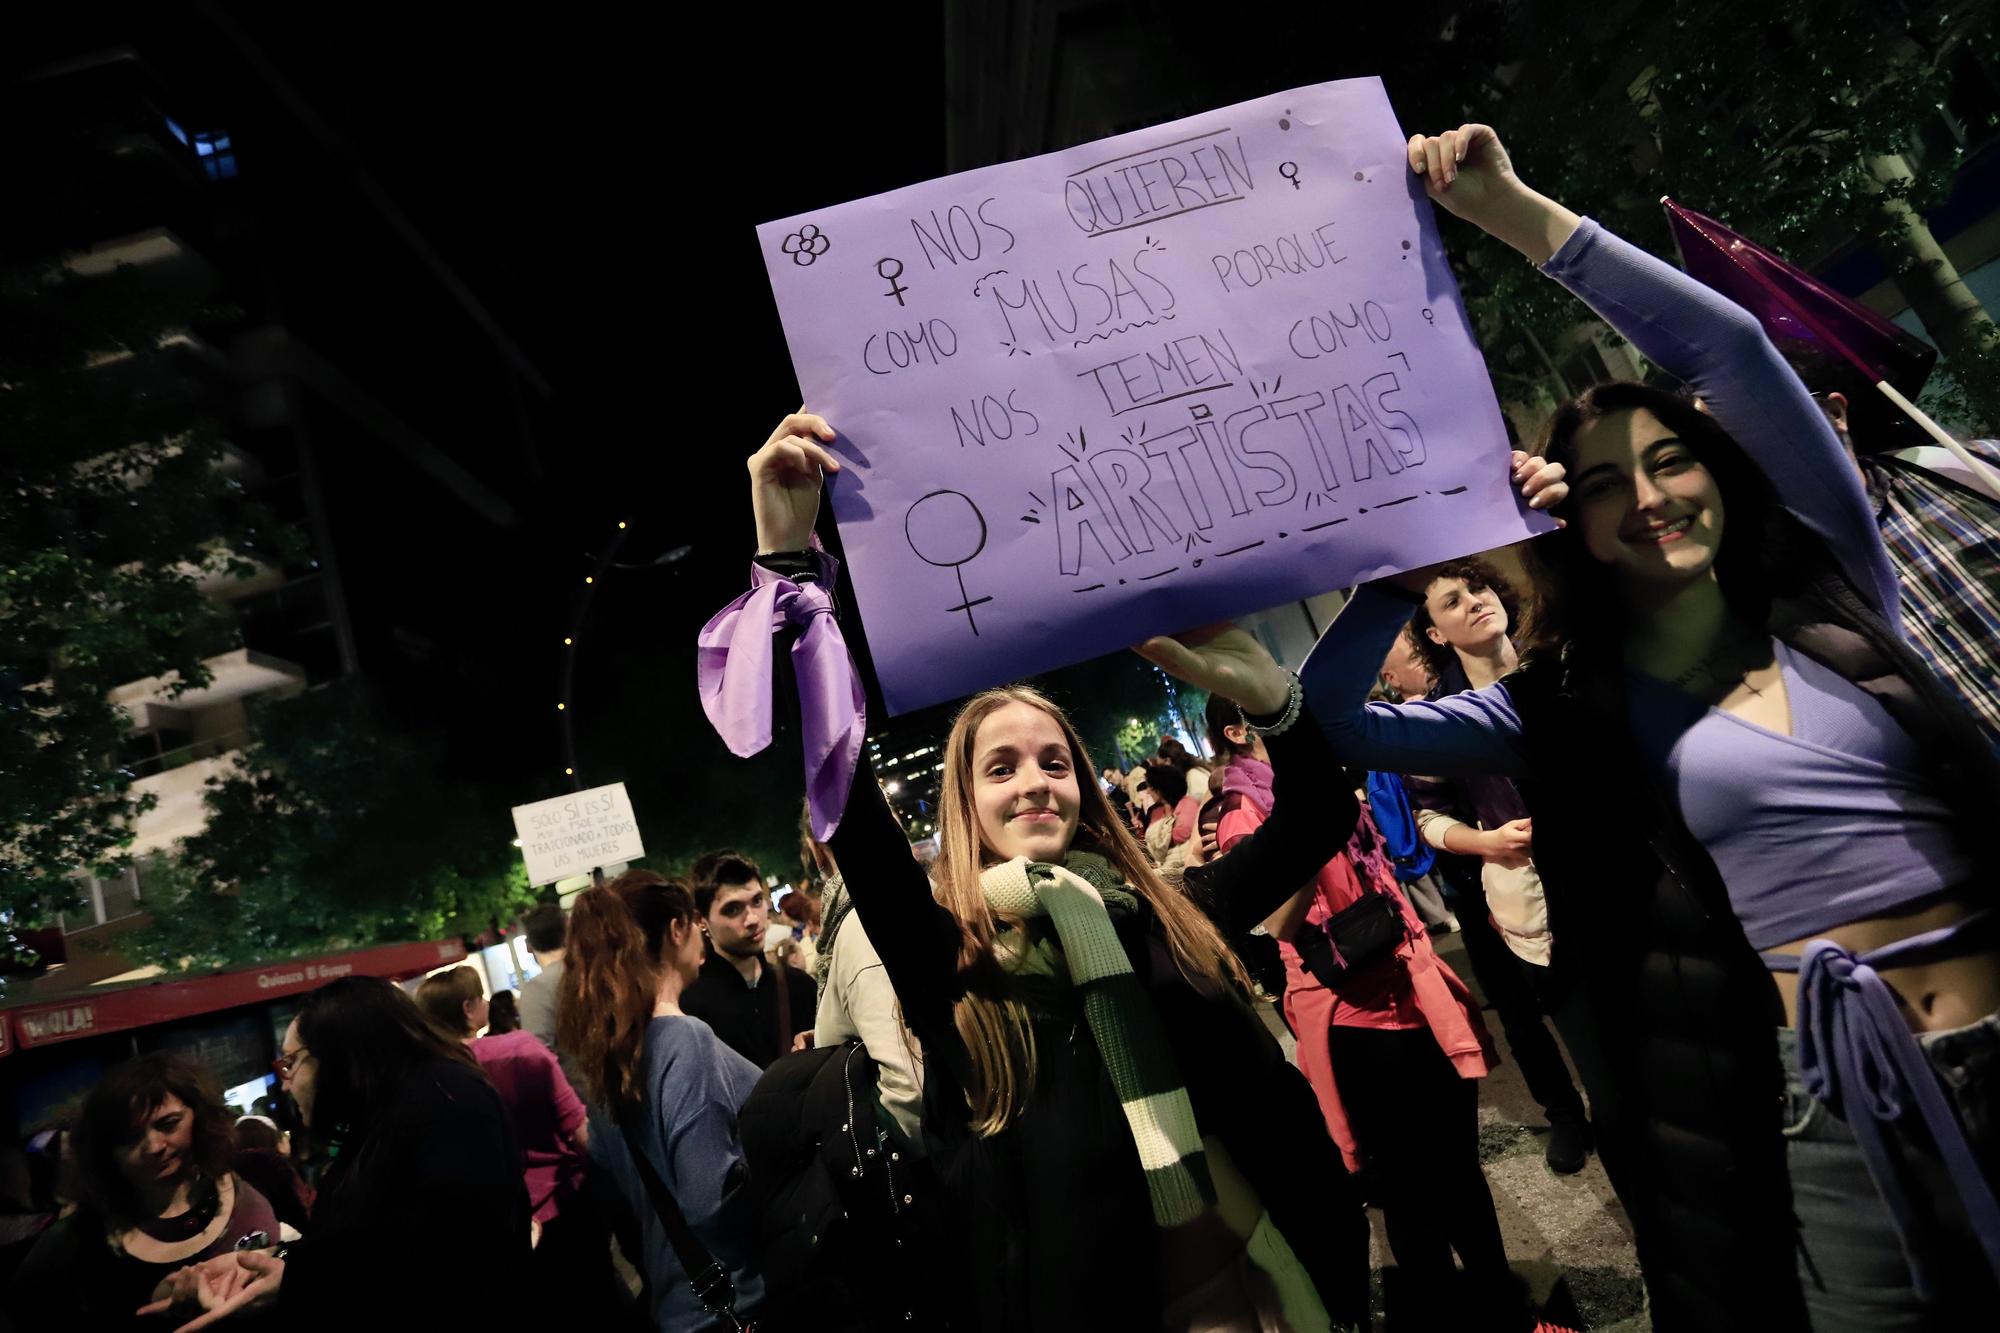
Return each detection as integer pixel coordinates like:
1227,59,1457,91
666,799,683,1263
1052,354,1427,576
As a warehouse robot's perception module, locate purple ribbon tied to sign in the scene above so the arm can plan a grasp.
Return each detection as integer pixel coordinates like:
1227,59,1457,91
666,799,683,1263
697,555,865,842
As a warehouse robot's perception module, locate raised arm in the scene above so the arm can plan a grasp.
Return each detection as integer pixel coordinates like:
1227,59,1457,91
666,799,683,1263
746,413,963,1052
1411,123,1897,621
1133,629,1359,936
1300,584,1535,779
1185,705,1359,937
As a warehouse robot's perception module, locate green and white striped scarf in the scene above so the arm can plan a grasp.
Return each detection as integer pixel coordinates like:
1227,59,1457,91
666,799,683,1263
979,851,1216,1228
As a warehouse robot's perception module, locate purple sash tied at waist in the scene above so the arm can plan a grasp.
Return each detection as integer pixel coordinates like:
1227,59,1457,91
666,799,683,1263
697,556,865,841
1764,911,2000,1297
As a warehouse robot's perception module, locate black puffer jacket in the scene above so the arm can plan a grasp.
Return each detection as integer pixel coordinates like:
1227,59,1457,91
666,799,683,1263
1508,540,2000,1332
1509,655,1800,1330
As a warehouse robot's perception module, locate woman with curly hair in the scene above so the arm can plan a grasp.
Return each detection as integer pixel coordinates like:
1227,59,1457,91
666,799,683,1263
6,1054,277,1331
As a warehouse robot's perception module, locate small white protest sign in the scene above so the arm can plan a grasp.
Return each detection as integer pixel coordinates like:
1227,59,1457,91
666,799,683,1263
511,783,645,887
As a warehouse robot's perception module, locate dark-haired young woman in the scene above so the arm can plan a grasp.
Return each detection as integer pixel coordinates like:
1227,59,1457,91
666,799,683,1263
6,1055,277,1332
1401,558,1596,1177
1304,123,2000,1330
130,976,532,1330
557,869,765,1333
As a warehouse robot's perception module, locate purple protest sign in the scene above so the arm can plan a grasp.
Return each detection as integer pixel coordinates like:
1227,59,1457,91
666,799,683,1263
759,78,1544,716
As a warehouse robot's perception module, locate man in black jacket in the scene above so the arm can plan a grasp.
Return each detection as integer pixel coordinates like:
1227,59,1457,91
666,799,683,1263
683,851,818,1068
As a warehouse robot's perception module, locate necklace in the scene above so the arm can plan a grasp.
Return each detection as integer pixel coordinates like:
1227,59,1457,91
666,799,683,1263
1669,630,1770,696
132,1175,219,1243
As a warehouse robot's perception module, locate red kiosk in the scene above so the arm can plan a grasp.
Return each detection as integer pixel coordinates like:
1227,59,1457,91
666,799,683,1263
0,937,467,1137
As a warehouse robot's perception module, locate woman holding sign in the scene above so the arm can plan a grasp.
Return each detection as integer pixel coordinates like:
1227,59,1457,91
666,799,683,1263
744,413,1396,1332
1303,124,2000,1330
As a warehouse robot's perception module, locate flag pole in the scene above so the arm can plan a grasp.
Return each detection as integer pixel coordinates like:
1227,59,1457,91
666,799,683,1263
1870,379,2000,496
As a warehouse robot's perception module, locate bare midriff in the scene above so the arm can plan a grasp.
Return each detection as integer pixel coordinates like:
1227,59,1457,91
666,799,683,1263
1765,894,2000,1031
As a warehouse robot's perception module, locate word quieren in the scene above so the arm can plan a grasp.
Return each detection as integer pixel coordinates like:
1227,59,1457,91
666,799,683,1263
1064,129,1255,237
909,197,1017,270
980,248,1176,352
1051,363,1426,575
950,390,1042,447
1076,329,1241,417
864,318,961,376
1210,221,1346,292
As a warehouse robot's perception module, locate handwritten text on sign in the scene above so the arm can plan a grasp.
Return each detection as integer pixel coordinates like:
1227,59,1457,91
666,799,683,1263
759,79,1545,715
511,784,644,887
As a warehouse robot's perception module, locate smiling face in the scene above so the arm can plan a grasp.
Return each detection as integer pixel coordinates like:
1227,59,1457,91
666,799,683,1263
114,1093,194,1197
1422,576,1509,655
1567,407,1725,590
970,701,1083,864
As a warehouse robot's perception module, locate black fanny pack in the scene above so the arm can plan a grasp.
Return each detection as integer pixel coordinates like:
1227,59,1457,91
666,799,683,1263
1296,888,1406,988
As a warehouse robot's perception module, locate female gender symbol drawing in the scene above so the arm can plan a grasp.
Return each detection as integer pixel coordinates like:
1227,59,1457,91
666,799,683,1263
904,489,991,635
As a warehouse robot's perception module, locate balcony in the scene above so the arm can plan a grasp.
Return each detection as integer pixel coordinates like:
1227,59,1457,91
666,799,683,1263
110,647,305,725
121,727,251,782
61,224,216,289
126,750,243,858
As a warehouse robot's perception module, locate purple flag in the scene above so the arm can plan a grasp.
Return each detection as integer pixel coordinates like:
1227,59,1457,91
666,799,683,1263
1662,198,1936,398
758,78,1549,717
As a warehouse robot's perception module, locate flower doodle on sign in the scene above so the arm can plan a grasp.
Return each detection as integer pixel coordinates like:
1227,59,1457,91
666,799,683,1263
781,224,831,266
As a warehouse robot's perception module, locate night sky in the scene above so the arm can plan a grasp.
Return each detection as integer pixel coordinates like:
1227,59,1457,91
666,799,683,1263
5,3,954,873
13,3,1529,875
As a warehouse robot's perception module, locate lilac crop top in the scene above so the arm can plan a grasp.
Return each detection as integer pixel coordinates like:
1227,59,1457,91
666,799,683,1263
1301,218,1969,940
1299,216,2000,1294
1626,641,1972,949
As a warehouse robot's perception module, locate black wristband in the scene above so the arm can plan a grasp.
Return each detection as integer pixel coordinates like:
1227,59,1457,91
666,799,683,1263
754,549,820,585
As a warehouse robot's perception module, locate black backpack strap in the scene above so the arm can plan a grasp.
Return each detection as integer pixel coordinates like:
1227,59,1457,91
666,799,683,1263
616,1105,752,1331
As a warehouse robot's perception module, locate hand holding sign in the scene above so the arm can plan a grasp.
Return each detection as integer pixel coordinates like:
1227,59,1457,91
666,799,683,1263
1406,124,1581,269
1133,624,1292,717
749,412,840,554
757,80,1552,716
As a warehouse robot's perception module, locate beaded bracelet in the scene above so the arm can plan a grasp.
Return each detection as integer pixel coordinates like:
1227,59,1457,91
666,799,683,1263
1238,671,1303,738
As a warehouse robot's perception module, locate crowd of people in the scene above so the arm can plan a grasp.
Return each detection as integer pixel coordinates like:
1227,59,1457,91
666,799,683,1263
5,120,1999,1331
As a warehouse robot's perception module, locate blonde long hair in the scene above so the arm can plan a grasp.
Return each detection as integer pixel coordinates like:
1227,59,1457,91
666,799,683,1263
935,685,1249,1134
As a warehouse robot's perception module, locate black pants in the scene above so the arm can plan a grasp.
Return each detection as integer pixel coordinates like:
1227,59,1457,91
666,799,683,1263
1326,1024,1529,1331
1439,854,1586,1126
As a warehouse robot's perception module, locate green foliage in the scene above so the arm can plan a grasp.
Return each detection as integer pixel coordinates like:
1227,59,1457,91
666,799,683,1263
1917,319,2000,430
1434,1,2000,431
127,683,534,971
1,256,293,931
1040,654,1206,776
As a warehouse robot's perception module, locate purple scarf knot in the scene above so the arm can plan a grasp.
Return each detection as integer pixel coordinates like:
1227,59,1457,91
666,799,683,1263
697,555,865,841
1781,927,2000,1296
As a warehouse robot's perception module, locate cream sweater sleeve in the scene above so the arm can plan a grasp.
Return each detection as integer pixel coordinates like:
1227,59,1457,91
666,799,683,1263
812,913,926,1140
1415,807,1470,854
